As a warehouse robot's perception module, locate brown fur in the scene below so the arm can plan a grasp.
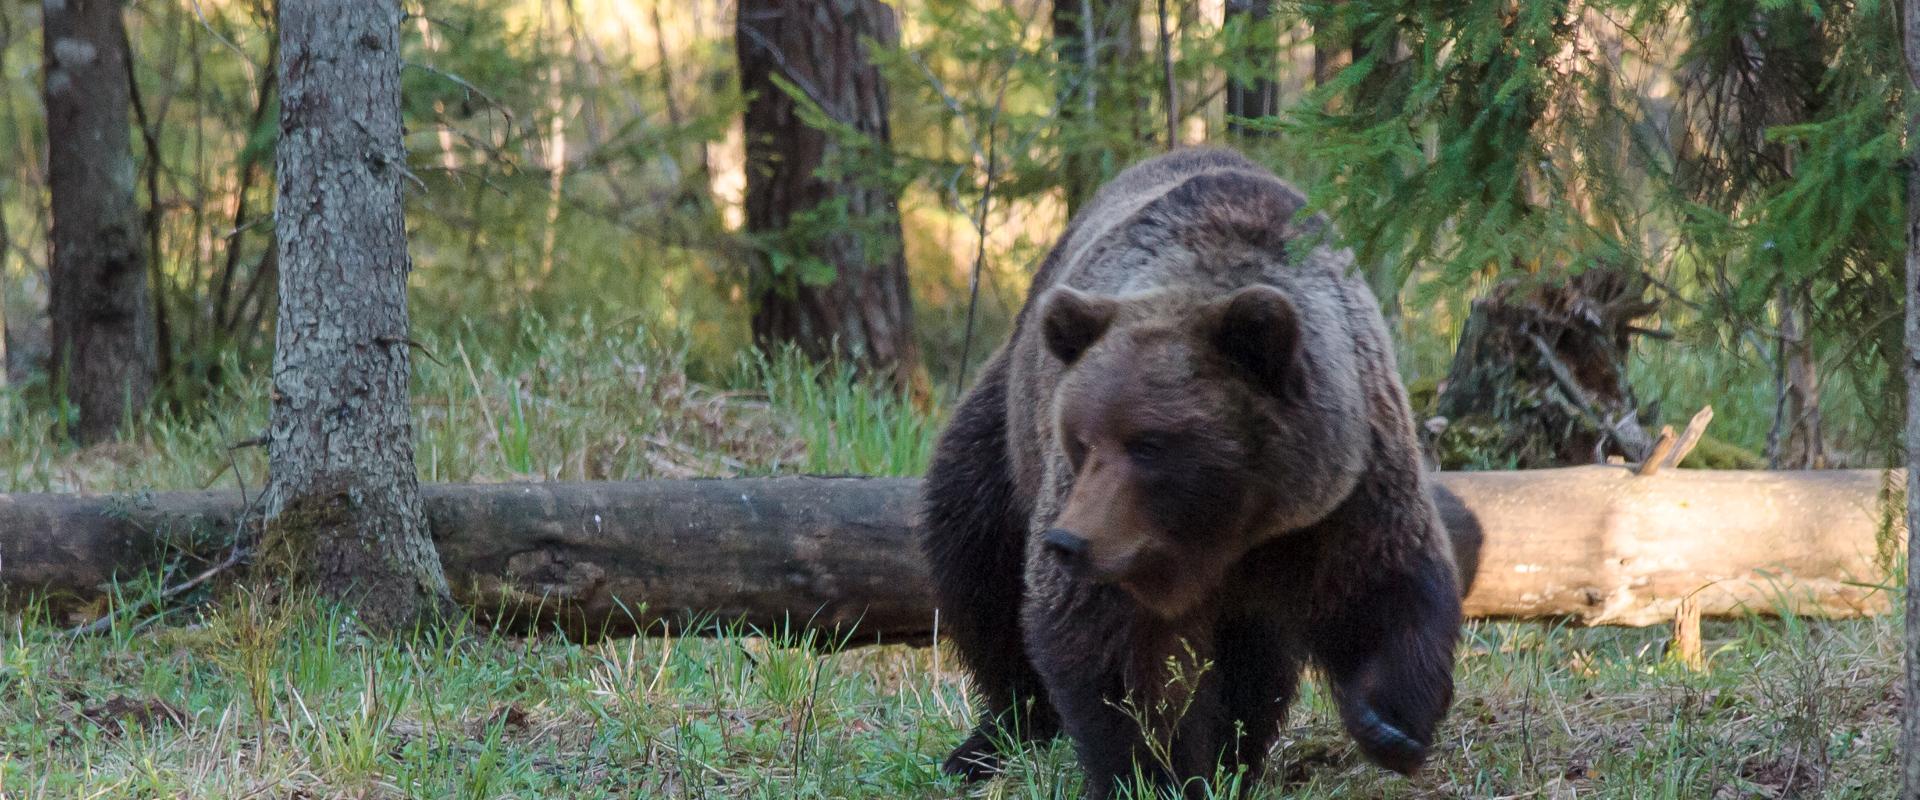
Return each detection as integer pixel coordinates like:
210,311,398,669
920,148,1461,798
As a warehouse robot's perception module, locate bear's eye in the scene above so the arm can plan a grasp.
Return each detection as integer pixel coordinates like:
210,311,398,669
1065,435,1090,469
1124,434,1173,465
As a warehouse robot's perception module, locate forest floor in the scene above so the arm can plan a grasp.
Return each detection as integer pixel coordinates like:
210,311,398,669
0,322,1904,798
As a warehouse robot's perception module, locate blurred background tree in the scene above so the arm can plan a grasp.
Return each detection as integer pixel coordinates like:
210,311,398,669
0,0,1905,470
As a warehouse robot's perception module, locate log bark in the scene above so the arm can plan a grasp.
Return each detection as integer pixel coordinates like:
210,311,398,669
0,468,1902,641
265,0,453,632
42,0,156,443
736,0,919,388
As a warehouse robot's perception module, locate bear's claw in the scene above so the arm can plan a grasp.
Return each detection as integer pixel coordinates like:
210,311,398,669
940,729,1006,782
1349,706,1429,776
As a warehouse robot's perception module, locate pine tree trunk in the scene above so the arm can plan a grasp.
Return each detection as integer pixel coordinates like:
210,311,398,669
1902,0,1920,792
42,0,155,443
1309,0,1346,89
264,0,451,634
1053,0,1143,214
737,0,919,388
1779,286,1825,468
0,169,9,391
1223,0,1278,137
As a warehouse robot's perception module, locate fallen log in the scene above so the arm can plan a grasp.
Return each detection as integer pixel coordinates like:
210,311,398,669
1437,467,1898,625
0,467,1902,639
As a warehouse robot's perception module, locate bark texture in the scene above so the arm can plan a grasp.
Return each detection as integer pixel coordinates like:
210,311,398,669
1224,0,1278,137
42,0,155,443
2,470,1901,640
737,0,918,387
1773,287,1826,468
1901,1,1920,790
265,0,452,633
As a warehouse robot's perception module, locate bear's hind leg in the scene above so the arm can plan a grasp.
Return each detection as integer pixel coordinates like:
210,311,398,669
920,355,1058,780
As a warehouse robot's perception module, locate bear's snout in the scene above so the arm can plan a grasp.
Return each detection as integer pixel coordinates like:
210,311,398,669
1043,524,1141,584
1042,528,1089,562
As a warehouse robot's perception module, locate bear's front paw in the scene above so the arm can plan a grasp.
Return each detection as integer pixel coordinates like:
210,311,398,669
941,728,1007,781
1348,705,1430,776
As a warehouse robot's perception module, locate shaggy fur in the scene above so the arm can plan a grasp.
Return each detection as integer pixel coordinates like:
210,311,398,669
919,148,1461,798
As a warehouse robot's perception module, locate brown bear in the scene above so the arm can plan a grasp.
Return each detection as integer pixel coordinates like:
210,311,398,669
919,147,1462,798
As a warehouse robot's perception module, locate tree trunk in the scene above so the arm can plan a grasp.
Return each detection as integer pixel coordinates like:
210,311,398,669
1774,284,1825,468
1900,0,1920,791
1224,0,1278,138
736,0,919,389
0,168,9,391
42,0,155,444
1308,0,1348,89
0,0,7,392
265,0,452,634
2,469,1902,641
1053,0,1144,214
1431,270,1660,469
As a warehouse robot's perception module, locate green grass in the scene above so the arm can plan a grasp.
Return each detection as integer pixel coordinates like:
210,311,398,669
0,314,936,494
2,602,1900,798
0,320,1905,798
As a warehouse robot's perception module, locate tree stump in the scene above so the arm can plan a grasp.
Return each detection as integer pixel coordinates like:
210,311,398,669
1430,269,1661,469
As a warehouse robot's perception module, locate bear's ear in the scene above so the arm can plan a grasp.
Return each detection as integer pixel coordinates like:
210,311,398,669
1041,287,1117,366
1206,284,1302,398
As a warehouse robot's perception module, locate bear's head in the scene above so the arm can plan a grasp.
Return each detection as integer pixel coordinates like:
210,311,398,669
1037,283,1357,618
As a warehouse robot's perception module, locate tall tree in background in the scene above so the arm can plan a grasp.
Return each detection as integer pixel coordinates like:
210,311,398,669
1223,0,1277,137
737,0,919,388
262,0,451,632
1,163,9,391
42,0,155,443
1901,2,1920,791
1672,3,1830,469
1053,0,1144,213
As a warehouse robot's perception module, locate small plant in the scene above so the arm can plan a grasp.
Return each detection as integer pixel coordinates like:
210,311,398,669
498,387,535,474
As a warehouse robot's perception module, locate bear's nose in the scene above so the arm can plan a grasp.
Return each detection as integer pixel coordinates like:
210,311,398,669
1042,528,1089,562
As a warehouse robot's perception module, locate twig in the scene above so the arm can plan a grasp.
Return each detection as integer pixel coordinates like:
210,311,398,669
220,215,273,240
457,340,511,467
736,20,849,127
186,0,256,71
906,52,988,166
1527,332,1650,460
121,19,172,378
1157,0,1177,149
954,84,1005,399
375,334,447,367
64,411,272,638
1662,405,1715,470
402,61,513,125
1636,426,1677,476
65,546,251,638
